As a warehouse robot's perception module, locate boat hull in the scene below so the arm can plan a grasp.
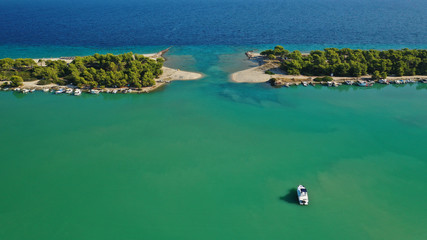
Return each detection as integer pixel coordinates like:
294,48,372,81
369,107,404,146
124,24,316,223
297,185,309,206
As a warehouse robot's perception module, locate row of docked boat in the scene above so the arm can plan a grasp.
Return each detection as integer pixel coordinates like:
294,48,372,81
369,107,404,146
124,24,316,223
54,88,81,95
87,88,137,94
336,78,424,87
376,79,418,85
1,87,143,95
2,88,38,93
52,88,128,95
290,79,425,88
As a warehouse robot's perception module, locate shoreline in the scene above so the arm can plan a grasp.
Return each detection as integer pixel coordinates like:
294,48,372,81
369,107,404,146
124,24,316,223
231,52,427,86
4,66,203,94
1,50,203,94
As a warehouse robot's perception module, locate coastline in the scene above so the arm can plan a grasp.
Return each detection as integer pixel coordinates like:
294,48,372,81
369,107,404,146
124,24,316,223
1,51,203,94
9,66,203,94
231,53,427,86
231,64,427,85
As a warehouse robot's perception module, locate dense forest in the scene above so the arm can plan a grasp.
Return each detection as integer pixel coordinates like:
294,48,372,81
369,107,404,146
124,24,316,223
0,52,164,88
261,46,427,79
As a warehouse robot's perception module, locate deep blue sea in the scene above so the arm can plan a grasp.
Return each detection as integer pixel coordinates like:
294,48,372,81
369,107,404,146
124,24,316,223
0,0,426,47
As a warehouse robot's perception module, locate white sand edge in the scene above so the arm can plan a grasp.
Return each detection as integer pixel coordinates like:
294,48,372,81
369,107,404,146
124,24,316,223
231,66,271,83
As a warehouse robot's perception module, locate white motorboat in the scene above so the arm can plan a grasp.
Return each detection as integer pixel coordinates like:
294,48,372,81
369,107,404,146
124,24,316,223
357,80,368,87
344,80,354,85
297,185,309,205
65,88,73,94
90,89,100,94
55,88,64,94
43,88,50,92
73,89,82,96
21,89,29,94
302,82,308,87
378,79,389,84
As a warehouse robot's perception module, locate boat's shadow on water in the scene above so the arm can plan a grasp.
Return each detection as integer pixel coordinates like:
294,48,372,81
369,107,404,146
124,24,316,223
279,188,299,205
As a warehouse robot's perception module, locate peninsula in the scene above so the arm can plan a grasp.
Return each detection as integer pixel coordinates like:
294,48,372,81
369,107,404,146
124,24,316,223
0,49,202,93
232,46,427,87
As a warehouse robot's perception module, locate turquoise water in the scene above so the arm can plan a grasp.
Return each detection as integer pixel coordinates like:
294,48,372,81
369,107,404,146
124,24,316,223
0,45,426,240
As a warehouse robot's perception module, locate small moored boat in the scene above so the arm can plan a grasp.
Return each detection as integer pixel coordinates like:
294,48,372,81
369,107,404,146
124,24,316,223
297,185,309,205
357,80,368,87
65,88,73,94
378,79,389,84
55,89,64,94
73,89,82,96
90,89,100,94
302,82,308,87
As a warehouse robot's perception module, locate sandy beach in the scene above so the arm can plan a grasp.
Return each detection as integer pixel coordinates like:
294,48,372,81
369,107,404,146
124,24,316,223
231,63,276,83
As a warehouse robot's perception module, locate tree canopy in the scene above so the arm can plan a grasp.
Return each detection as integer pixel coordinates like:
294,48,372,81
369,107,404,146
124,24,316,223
262,46,427,78
10,75,24,87
0,52,164,88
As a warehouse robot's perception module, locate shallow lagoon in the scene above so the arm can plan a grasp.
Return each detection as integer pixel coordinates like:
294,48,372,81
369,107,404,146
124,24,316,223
0,45,426,240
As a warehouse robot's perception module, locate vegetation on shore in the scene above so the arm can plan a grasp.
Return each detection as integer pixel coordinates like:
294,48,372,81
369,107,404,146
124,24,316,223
0,52,164,88
261,46,427,78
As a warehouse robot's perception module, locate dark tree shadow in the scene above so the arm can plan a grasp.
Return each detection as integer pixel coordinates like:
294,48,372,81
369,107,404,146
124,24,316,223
279,188,299,205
